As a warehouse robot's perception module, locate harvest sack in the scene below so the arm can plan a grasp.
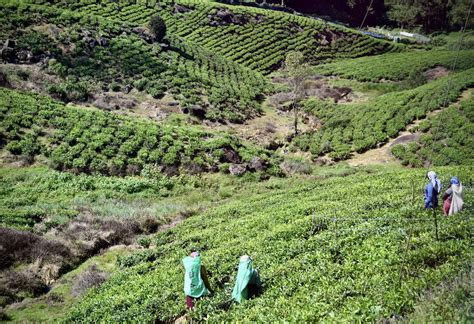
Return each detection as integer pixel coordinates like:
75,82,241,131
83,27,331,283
232,258,260,303
183,256,208,298
449,184,463,216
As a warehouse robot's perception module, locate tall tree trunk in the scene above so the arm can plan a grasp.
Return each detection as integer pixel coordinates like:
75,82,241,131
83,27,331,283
293,102,298,136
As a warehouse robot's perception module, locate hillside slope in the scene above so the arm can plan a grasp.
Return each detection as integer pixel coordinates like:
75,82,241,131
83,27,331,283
0,1,267,122
65,166,473,322
25,0,402,73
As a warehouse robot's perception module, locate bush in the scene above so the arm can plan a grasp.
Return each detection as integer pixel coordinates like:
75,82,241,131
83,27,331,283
0,269,48,300
149,15,167,42
137,236,151,248
71,264,107,297
0,228,72,270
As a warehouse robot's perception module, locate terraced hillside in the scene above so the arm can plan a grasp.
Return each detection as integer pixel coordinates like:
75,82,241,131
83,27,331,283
0,1,269,122
293,68,474,160
65,166,473,322
314,49,474,82
21,0,402,74
0,87,280,181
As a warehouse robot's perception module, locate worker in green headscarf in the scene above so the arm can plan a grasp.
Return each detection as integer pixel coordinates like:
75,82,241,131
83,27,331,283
182,250,212,309
231,255,261,303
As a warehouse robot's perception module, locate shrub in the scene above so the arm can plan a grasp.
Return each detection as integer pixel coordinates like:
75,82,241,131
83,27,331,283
137,236,151,248
149,15,167,42
0,228,72,270
71,264,107,297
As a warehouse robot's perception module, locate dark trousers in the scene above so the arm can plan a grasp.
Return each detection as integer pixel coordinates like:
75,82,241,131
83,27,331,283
186,295,195,309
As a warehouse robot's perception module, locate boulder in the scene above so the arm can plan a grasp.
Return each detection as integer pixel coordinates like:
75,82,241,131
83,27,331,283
174,4,191,14
188,105,206,118
229,164,246,176
221,147,240,163
131,27,153,43
248,157,267,171
123,84,132,94
98,37,109,47
16,50,34,63
0,47,15,62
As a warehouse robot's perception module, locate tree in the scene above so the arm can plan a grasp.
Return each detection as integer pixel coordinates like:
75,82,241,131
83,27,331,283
149,15,167,42
284,51,310,136
387,4,421,28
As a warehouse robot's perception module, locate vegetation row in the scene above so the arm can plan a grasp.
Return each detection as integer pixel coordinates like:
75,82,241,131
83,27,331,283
66,166,473,322
0,88,280,180
391,96,474,167
313,49,474,82
25,0,402,74
293,68,474,161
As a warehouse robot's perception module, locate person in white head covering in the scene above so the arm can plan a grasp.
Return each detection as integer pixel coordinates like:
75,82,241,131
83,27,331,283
424,171,442,209
182,249,213,309
231,255,261,303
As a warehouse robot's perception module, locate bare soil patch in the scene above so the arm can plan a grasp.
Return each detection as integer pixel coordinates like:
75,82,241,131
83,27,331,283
423,66,450,81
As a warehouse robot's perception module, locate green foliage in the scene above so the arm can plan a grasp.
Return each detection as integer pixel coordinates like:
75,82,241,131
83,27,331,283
47,79,91,102
296,68,474,160
66,166,474,322
0,88,278,176
314,49,474,82
0,2,268,122
149,14,166,42
137,236,152,248
391,96,474,167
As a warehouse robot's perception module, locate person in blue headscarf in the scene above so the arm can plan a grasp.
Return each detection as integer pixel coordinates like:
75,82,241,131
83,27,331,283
424,171,442,209
443,176,464,216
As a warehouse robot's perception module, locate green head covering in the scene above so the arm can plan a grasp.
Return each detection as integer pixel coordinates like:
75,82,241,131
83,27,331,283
183,255,208,298
231,256,254,303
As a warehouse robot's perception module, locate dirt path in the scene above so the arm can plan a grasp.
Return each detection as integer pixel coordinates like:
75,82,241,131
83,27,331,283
348,88,472,166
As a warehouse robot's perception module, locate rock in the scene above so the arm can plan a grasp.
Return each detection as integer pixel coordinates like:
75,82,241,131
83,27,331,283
4,39,16,49
221,148,241,163
229,164,246,176
167,101,179,107
16,50,34,63
174,4,191,14
98,37,109,47
0,47,15,62
0,71,9,87
159,42,169,49
249,157,267,171
132,27,153,43
265,140,282,151
188,105,206,118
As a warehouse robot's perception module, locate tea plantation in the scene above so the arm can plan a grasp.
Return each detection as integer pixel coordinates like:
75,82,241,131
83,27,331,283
66,166,473,322
0,0,473,322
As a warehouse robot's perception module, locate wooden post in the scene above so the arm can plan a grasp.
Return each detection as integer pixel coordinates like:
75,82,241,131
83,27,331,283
399,231,411,287
433,208,439,241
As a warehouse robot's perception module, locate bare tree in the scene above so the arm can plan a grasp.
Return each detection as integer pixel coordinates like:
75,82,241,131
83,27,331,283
284,51,310,136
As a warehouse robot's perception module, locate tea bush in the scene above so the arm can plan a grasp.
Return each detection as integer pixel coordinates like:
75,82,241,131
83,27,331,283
391,96,474,166
66,166,473,322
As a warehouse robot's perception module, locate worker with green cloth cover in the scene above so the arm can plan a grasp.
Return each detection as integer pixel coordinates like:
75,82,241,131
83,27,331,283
182,250,212,309
231,255,261,303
